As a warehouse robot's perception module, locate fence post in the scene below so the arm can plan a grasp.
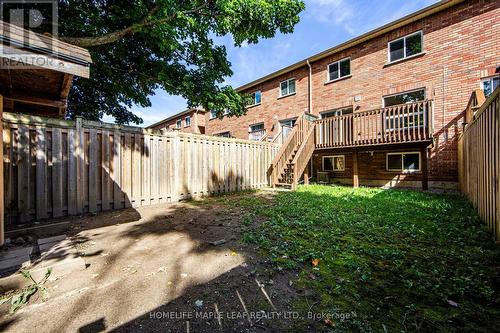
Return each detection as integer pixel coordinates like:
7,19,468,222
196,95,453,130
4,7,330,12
75,117,84,214
172,132,181,202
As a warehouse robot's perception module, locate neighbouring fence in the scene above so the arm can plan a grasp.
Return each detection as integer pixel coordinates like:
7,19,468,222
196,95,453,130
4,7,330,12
458,86,500,241
3,113,279,226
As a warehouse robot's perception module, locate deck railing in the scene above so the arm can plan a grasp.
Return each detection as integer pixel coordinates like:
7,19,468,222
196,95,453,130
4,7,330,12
315,100,434,148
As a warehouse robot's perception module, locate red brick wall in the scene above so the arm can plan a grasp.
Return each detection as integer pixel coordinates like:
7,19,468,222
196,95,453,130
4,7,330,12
203,0,500,185
150,110,206,134
206,67,309,139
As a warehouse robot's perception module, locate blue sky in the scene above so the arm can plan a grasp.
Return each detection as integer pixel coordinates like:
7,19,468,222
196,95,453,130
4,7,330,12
104,0,438,126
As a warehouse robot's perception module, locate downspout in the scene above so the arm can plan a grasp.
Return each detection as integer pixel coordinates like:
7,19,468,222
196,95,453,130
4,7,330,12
307,59,313,114
307,59,314,182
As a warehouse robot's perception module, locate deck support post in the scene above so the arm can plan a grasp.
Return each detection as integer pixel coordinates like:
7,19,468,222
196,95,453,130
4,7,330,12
421,146,429,191
353,149,359,188
303,166,309,185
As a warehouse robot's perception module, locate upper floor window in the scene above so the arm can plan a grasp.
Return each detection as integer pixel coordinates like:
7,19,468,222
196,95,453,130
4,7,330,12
280,78,296,97
185,116,191,127
176,119,182,129
481,76,499,97
388,31,423,63
209,110,217,120
249,91,262,106
327,58,350,82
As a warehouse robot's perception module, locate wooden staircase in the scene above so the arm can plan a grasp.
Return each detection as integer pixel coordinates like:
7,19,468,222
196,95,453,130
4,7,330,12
269,113,317,189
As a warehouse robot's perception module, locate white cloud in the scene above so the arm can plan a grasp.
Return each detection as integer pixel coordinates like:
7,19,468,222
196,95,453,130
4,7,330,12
305,0,355,34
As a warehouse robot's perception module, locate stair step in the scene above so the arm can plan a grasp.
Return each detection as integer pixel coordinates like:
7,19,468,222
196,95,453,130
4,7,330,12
275,183,293,187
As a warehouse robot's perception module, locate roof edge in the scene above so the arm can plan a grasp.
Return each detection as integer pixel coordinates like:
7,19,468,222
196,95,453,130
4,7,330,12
235,0,464,92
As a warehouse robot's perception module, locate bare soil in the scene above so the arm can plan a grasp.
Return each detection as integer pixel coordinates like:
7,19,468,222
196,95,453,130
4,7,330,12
0,192,302,332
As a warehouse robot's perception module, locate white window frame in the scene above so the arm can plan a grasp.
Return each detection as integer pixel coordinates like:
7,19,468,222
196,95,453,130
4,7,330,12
387,31,423,63
322,155,345,172
480,75,499,97
176,119,182,129
249,90,262,106
326,57,351,83
279,78,296,98
386,152,421,172
185,116,191,127
209,110,217,120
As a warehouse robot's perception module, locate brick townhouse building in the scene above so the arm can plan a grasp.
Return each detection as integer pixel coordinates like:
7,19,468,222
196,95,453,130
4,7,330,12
148,108,206,134
152,0,499,190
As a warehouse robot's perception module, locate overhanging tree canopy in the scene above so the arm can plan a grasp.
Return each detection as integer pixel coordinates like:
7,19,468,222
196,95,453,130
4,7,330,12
57,0,305,124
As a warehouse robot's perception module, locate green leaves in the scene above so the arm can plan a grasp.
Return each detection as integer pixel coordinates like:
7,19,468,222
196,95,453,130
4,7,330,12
59,0,305,124
8,268,52,313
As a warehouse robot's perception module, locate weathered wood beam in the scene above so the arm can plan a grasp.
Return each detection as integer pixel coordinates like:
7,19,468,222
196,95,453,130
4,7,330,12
421,146,428,191
3,93,67,108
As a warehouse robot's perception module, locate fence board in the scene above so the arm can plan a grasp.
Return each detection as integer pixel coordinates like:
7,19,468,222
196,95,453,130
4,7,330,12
2,113,278,225
459,87,499,241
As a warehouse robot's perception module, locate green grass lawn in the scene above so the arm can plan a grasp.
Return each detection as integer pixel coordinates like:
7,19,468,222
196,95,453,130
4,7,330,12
237,185,500,332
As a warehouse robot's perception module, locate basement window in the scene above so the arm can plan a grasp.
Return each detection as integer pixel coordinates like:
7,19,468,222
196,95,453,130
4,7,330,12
279,78,296,97
388,31,423,63
323,155,345,171
386,152,420,172
327,58,351,82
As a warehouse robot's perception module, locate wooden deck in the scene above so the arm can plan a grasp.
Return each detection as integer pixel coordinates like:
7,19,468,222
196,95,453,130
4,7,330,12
315,100,434,149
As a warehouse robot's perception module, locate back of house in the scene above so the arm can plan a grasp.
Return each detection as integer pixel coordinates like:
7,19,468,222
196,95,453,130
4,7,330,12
202,0,499,190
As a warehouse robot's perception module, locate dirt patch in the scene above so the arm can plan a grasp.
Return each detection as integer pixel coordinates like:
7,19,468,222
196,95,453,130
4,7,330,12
0,192,304,332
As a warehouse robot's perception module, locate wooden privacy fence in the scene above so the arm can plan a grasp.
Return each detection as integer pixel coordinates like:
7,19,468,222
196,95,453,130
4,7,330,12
458,86,500,241
2,113,279,226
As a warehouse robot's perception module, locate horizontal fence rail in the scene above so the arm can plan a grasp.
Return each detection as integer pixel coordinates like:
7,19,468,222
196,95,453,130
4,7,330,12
315,100,434,148
458,87,500,241
3,113,279,226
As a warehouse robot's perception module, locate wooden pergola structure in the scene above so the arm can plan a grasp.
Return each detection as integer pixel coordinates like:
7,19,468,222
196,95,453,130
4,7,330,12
0,20,92,245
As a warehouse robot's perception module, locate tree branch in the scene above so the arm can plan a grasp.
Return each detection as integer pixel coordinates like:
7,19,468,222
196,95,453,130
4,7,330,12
60,4,209,48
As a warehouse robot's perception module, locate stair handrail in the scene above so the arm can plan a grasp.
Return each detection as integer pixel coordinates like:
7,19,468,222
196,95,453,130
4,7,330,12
269,113,315,185
290,123,316,189
464,89,486,125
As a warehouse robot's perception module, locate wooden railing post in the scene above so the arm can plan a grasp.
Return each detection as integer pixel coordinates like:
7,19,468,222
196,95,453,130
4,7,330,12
352,149,359,188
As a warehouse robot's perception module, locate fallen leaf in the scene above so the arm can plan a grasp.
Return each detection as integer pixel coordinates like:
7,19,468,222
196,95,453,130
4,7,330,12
312,258,320,266
447,299,459,307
